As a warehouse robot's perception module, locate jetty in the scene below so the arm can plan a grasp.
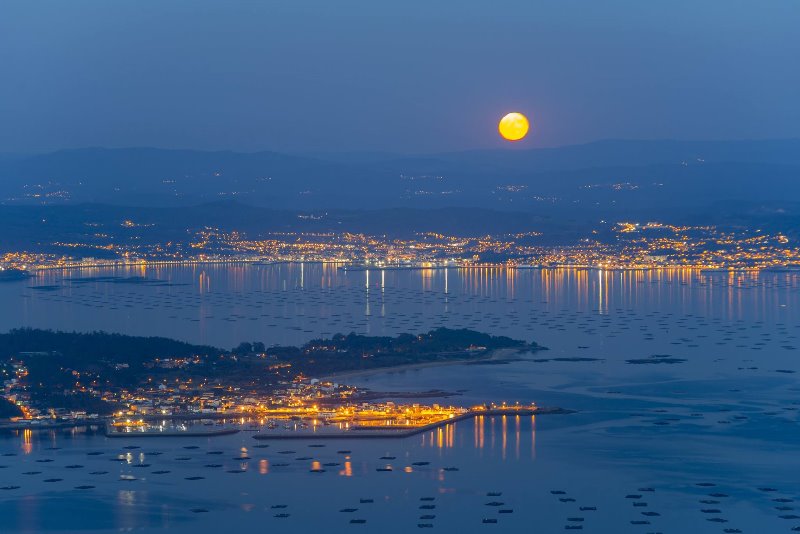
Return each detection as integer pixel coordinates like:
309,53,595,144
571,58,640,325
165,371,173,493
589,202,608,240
252,406,570,440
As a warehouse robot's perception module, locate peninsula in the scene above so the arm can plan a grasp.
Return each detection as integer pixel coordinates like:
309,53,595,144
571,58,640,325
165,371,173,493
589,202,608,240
1,327,546,427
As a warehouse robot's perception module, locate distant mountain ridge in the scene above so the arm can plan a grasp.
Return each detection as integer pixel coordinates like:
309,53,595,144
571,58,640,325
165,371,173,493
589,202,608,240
1,140,798,214
425,138,800,172
1,199,799,255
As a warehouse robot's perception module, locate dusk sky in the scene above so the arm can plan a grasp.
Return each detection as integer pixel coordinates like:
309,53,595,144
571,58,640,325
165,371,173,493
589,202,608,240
2,0,799,154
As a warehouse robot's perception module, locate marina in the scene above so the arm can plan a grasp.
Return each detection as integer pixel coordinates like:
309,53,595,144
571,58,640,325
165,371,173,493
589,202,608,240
99,404,564,440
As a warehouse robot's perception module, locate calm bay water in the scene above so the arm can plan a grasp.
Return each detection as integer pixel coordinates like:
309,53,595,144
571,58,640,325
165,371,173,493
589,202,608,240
1,264,799,533
2,263,798,349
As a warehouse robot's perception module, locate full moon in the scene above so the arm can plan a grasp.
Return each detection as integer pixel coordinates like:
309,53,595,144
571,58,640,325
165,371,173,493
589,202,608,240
498,112,530,141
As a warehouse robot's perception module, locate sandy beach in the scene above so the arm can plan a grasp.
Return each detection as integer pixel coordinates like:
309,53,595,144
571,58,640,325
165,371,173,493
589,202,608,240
318,347,524,383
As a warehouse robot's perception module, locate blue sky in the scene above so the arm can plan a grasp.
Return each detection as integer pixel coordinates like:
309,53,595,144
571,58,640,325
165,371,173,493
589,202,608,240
1,0,798,153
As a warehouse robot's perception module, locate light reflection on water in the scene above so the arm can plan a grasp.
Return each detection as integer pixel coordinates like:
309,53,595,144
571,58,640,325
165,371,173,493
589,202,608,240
1,408,798,533
2,264,797,350
21,429,32,455
2,265,800,532
1,416,544,532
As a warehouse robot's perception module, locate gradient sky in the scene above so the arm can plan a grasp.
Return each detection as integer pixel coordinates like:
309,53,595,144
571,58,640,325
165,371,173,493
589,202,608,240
1,1,799,154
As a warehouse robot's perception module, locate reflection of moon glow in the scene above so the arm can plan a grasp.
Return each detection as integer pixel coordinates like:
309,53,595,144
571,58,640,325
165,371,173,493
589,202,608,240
498,112,530,141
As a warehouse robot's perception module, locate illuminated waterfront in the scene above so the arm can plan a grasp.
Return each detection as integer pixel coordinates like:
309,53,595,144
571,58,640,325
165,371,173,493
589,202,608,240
105,403,545,439
2,218,799,273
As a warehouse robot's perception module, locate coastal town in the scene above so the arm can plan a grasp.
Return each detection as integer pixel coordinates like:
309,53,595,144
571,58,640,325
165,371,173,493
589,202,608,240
1,328,541,434
3,351,546,439
1,220,799,273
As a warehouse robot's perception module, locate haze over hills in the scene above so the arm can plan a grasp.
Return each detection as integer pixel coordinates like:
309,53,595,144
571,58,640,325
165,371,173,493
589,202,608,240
0,140,800,247
348,138,800,172
0,140,800,213
0,203,581,253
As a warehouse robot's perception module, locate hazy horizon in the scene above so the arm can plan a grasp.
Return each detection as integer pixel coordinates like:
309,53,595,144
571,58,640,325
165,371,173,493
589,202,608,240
4,136,800,160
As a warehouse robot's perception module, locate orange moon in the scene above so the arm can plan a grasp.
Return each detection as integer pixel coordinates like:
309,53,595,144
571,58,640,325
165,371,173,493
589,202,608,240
498,112,530,141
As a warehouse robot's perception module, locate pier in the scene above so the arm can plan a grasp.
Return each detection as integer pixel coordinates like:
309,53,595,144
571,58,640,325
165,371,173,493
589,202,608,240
252,407,570,440
4,405,572,440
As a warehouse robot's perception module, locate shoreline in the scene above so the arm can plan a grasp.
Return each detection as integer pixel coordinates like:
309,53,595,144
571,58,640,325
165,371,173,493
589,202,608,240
0,349,535,432
17,259,794,274
320,347,527,383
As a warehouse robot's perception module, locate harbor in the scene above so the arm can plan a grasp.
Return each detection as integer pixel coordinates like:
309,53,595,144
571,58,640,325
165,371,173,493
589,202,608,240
251,405,569,440
91,404,570,439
